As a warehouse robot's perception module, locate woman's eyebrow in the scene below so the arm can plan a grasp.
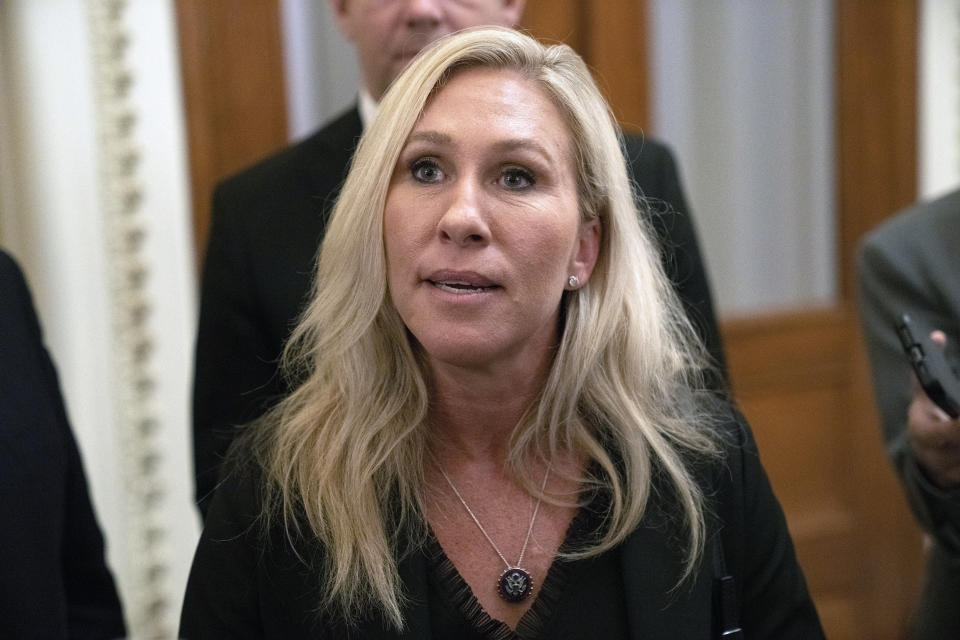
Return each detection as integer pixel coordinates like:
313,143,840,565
404,132,554,161
490,138,554,161
405,130,452,146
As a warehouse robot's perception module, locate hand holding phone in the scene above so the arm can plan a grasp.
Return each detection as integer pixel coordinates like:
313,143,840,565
896,313,960,418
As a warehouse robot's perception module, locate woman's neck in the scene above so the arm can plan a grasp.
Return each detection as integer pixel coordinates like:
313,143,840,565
427,359,550,464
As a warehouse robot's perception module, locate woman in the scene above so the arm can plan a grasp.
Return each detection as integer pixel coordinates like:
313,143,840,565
181,27,822,639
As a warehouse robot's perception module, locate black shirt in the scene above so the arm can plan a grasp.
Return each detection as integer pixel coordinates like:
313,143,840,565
426,490,629,639
180,412,825,639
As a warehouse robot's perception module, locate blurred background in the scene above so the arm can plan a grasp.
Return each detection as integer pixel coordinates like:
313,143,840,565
1,1,957,637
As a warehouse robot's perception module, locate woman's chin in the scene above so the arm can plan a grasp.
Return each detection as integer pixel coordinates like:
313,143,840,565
423,344,499,372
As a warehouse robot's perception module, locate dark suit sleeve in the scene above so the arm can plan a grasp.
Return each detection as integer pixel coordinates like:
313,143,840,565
721,414,824,638
0,250,126,639
623,135,727,384
856,206,960,554
193,183,286,515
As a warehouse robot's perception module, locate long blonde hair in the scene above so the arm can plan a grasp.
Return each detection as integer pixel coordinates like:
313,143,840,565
249,27,721,629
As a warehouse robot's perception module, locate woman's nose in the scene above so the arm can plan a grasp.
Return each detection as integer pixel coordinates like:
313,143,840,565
436,180,490,246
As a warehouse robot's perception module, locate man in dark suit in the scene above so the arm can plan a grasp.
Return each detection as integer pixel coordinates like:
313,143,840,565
193,0,725,514
0,250,126,639
857,191,960,639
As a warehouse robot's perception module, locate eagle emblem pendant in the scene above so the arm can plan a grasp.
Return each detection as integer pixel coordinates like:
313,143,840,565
497,567,534,602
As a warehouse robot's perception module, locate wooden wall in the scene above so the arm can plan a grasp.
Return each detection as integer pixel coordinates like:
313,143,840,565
174,2,927,636
836,0,919,297
175,0,290,266
725,307,923,638
522,0,648,131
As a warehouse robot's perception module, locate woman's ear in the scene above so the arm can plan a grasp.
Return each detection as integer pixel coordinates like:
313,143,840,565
567,218,601,288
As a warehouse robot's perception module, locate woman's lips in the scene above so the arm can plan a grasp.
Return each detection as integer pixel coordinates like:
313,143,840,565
430,280,499,294
424,270,501,294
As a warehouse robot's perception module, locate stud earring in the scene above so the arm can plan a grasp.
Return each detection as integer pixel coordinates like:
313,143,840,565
568,275,580,288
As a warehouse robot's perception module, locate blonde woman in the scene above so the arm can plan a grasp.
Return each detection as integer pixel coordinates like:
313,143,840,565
181,28,822,639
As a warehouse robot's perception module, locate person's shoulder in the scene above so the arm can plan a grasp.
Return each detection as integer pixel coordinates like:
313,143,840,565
691,402,755,489
857,190,960,294
204,434,321,567
204,435,271,534
214,106,362,203
621,131,676,169
0,250,34,319
619,131,686,209
861,188,960,258
0,249,23,285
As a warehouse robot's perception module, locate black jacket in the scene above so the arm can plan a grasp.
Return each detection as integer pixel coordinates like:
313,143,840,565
0,250,126,639
180,411,821,639
193,108,726,514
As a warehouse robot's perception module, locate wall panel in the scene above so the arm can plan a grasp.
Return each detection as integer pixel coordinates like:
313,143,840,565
175,0,289,264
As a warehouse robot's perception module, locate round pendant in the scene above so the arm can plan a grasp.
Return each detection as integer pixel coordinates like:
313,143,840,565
497,567,534,603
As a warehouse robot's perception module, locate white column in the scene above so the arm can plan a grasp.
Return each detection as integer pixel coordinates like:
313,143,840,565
919,0,960,199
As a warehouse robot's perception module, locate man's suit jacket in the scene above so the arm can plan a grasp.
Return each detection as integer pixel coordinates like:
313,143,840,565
0,250,126,639
193,107,725,513
180,412,822,639
857,189,960,639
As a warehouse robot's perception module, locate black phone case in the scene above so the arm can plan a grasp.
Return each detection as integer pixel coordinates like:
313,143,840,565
896,314,960,419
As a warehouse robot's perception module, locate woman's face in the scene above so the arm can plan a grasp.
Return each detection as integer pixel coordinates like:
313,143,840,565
384,67,600,374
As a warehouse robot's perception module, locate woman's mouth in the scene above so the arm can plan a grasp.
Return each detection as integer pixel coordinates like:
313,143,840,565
430,280,500,294
425,270,500,294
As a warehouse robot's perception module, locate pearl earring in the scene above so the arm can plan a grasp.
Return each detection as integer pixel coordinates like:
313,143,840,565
568,275,580,288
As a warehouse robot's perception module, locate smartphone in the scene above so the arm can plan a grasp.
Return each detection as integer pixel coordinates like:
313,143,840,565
896,313,960,419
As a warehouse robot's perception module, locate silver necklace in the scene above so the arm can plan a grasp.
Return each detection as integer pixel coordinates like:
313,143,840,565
438,464,551,603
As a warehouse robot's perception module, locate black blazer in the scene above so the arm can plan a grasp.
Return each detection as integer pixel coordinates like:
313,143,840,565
180,412,823,639
193,108,726,513
0,250,126,639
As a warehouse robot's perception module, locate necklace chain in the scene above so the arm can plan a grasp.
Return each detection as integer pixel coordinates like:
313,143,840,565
438,464,551,570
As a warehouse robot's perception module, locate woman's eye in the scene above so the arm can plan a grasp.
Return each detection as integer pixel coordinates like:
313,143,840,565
411,159,443,184
500,168,535,190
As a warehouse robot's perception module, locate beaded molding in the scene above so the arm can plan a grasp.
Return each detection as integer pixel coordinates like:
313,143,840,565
87,1,171,637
